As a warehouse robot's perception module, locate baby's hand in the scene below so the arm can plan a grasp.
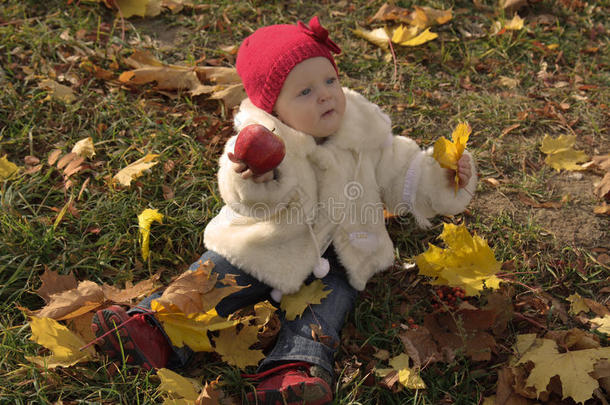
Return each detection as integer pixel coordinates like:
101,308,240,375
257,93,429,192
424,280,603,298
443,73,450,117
228,152,275,183
447,154,472,189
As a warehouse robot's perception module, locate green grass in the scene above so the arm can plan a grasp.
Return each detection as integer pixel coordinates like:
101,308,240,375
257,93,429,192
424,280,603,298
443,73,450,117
1,0,609,403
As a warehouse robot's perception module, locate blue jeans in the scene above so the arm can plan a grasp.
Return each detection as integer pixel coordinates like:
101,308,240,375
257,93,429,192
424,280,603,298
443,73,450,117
131,244,358,376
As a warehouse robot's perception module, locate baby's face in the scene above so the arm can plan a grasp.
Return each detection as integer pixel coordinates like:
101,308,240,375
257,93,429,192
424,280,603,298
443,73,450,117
274,57,346,139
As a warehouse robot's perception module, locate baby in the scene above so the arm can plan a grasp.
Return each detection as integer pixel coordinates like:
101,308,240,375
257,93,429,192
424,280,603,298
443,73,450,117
91,17,475,405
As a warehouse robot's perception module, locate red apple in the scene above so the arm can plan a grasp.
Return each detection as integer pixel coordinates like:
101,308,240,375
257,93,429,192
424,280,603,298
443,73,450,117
233,124,285,175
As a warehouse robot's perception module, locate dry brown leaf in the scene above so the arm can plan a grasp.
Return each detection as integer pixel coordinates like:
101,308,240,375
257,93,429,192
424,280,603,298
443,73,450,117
66,312,96,345
63,156,85,177
399,327,442,368
196,378,235,405
594,202,610,215
592,154,610,200
57,152,78,170
48,149,62,166
153,260,245,315
583,298,610,317
495,367,535,405
369,3,412,24
36,268,77,303
545,328,600,350
118,50,245,109
36,280,105,320
101,274,161,305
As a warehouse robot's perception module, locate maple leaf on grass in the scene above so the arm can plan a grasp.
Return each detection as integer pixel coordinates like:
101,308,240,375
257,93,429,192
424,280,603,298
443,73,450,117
376,353,426,390
539,134,588,171
113,153,160,187
0,155,19,180
213,323,264,369
27,316,95,368
566,293,589,315
415,223,502,296
513,334,610,404
280,279,332,321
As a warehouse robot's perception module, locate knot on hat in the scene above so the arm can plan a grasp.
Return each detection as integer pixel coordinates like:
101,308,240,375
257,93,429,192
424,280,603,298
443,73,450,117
297,16,341,55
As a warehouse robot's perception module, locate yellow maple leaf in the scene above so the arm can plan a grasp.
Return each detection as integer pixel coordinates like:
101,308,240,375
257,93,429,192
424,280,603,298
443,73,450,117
213,323,264,369
539,134,588,171
0,155,19,180
280,280,332,321
515,334,610,404
27,316,95,368
505,14,524,30
353,27,390,49
433,122,470,192
566,293,590,316
415,223,502,296
113,153,160,187
376,353,426,389
157,368,199,403
151,301,241,352
590,315,610,335
392,26,438,46
138,208,164,261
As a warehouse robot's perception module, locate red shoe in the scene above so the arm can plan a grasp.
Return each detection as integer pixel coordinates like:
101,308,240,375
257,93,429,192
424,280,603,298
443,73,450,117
91,305,171,370
244,362,333,405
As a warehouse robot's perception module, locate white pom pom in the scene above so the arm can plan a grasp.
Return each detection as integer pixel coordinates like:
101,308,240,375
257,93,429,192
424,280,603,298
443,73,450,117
270,289,283,302
313,258,330,278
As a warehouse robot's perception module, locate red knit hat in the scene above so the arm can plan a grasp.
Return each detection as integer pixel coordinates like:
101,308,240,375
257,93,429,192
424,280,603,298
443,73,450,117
236,16,341,113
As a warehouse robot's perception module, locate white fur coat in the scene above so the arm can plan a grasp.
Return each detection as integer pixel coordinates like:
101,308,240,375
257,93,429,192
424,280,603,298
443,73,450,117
203,88,477,294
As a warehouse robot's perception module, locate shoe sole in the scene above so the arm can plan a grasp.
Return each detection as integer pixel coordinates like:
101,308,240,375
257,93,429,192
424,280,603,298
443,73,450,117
246,380,331,405
91,308,154,370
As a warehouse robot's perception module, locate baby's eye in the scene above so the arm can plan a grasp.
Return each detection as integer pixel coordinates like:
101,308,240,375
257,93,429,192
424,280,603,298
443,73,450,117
326,77,337,85
299,88,311,96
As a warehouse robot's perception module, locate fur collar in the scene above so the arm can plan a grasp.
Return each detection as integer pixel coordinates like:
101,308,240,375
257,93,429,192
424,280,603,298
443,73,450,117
233,87,393,157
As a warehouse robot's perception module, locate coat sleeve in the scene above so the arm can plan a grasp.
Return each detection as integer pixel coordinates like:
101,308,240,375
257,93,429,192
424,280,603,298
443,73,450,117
375,136,477,228
217,136,300,219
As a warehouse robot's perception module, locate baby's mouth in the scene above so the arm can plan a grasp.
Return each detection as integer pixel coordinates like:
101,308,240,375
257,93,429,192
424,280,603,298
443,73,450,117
321,108,335,118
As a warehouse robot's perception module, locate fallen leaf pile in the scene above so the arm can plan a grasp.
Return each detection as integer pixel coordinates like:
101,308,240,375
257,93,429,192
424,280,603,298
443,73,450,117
354,3,453,53
88,0,201,19
116,50,245,110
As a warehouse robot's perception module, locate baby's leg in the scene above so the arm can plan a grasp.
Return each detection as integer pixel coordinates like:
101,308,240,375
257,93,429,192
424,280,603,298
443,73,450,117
258,247,358,378
92,250,273,370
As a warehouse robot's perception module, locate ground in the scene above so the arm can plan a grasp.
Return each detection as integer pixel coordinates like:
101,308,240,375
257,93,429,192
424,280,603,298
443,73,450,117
0,0,608,404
